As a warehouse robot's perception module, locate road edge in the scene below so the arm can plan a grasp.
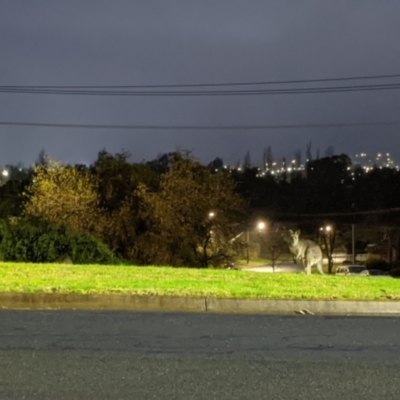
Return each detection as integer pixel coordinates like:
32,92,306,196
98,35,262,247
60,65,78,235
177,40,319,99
1,293,400,315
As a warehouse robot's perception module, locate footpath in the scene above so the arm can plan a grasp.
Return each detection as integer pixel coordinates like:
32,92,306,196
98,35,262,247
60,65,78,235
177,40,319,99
1,292,400,316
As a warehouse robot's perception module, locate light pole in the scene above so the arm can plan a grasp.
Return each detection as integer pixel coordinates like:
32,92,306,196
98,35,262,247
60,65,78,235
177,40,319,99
351,204,356,264
320,224,335,274
246,225,250,264
246,221,267,264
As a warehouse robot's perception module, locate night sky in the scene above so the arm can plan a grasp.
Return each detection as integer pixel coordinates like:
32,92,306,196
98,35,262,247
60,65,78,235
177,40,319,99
1,1,400,167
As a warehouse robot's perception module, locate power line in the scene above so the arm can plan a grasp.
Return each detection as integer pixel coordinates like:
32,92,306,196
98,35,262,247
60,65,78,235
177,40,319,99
1,121,400,130
2,73,400,89
1,82,400,96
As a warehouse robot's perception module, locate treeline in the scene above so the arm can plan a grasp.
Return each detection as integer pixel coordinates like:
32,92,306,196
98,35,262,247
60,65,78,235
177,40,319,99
0,151,245,266
230,154,400,218
1,149,400,266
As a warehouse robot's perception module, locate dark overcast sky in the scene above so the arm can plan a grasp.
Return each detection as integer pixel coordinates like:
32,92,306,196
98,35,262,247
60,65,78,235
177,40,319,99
1,1,400,167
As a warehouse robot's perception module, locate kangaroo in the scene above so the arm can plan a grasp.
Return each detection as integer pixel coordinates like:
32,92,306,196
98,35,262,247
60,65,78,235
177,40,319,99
288,230,324,275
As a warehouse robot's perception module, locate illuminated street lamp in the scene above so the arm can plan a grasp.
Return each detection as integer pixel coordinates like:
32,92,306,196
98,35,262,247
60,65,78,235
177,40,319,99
208,211,215,219
257,221,266,231
320,225,332,233
2,169,8,177
319,224,336,274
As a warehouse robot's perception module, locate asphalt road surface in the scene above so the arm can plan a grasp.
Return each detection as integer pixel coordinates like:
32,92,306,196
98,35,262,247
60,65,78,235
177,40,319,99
0,311,399,399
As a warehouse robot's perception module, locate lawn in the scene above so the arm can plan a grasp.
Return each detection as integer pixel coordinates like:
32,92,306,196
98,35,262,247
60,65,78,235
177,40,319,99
0,262,399,300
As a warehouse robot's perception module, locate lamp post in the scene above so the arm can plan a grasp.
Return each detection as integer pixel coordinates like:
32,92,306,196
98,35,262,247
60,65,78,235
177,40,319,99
246,225,250,264
320,224,335,274
351,204,356,264
246,221,267,264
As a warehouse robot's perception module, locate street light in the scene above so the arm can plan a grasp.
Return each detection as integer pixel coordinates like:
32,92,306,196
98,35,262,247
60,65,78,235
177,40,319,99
246,220,267,264
320,225,331,233
320,224,336,273
257,221,266,231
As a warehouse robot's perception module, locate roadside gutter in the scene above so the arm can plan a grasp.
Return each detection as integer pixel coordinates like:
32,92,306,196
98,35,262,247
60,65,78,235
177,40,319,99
1,293,400,316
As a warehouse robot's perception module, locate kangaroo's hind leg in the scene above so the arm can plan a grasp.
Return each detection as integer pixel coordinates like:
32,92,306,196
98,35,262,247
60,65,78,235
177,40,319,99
303,256,312,275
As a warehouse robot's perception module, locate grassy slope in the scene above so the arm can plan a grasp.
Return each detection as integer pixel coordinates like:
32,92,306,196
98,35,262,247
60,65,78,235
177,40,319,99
0,262,399,300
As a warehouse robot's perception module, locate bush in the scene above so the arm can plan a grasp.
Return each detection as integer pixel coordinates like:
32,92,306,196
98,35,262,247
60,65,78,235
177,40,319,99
0,217,117,264
68,232,118,265
365,259,391,272
389,269,400,278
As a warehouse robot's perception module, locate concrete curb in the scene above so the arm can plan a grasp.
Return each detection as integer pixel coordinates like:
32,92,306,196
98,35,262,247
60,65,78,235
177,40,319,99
0,293,206,312
206,298,400,315
1,293,400,315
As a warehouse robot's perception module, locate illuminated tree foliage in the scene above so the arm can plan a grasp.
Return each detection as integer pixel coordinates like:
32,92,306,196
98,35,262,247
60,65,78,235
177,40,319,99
136,153,246,267
23,159,102,235
90,150,161,259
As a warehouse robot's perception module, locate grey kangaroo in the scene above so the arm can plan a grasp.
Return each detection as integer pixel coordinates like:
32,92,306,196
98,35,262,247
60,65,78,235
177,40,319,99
288,230,324,275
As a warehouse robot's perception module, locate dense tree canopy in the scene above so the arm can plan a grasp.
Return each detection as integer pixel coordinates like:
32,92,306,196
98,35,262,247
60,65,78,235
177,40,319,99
2,149,400,267
135,154,246,267
23,160,102,235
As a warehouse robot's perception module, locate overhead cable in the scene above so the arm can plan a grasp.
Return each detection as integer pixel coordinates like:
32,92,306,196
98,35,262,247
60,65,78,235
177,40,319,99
1,82,400,96
1,121,400,130
2,73,400,89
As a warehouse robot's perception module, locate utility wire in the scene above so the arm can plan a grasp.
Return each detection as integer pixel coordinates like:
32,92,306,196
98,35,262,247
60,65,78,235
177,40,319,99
2,73,400,89
1,82,400,96
1,121,400,130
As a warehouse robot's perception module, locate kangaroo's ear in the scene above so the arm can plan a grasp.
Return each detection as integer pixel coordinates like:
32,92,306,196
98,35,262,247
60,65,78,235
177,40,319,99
295,230,301,236
289,229,293,234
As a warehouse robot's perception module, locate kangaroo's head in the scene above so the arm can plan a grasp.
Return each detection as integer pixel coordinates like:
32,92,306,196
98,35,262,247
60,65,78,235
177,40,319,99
288,229,301,246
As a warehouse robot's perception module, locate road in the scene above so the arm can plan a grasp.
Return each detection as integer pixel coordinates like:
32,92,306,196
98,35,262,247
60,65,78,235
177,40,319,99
0,311,399,399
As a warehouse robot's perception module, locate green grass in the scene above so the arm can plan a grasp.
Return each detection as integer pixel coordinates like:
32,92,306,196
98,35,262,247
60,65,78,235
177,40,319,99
0,262,399,300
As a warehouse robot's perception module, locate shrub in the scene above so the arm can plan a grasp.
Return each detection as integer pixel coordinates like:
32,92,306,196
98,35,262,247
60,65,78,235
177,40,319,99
365,259,391,272
68,232,118,265
389,269,400,278
0,217,117,264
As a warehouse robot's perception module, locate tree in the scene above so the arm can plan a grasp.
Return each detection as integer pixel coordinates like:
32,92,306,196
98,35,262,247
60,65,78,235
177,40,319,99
306,140,313,163
325,146,334,157
294,149,302,167
305,154,352,213
147,151,181,174
319,224,337,274
208,157,224,172
0,179,31,219
35,149,49,166
23,159,102,235
243,151,251,170
91,150,160,259
135,153,246,267
263,146,273,172
258,230,287,271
